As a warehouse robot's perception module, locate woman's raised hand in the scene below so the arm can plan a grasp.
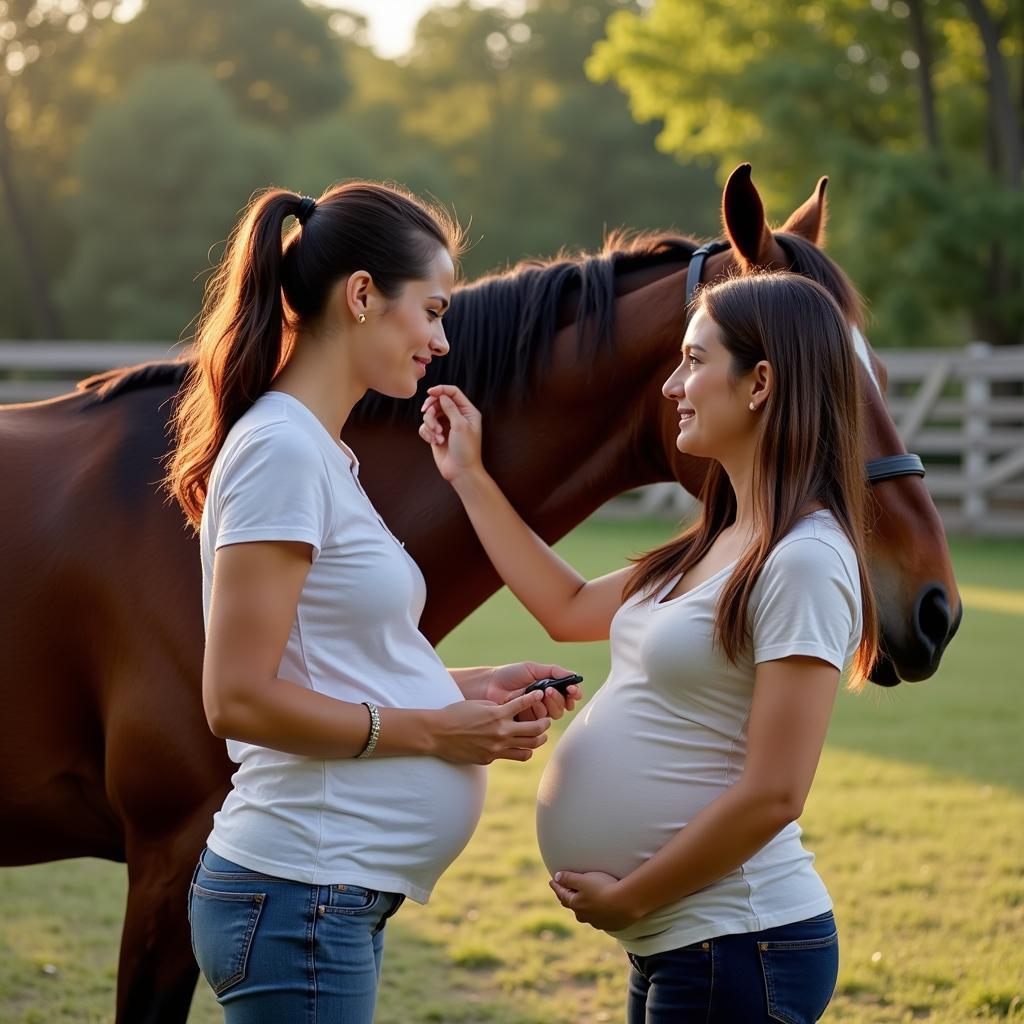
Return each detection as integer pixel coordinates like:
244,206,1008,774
419,385,484,482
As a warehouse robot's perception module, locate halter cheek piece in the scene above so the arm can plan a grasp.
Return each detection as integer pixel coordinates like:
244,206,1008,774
683,239,926,486
685,240,732,311
862,454,926,483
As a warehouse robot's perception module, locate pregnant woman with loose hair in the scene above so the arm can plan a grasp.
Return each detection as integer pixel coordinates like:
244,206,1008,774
420,272,876,1022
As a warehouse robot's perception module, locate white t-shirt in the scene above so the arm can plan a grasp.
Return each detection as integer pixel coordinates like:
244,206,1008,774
200,390,486,903
536,511,861,954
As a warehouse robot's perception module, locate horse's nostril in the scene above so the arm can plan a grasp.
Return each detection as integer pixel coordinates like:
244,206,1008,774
915,584,952,653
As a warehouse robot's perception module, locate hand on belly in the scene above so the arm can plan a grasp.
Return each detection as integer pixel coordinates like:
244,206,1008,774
548,869,640,931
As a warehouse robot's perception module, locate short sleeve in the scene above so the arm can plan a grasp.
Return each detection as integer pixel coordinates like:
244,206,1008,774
750,537,861,671
212,425,334,560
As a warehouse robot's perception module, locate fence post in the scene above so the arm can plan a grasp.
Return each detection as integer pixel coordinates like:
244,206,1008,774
962,341,991,533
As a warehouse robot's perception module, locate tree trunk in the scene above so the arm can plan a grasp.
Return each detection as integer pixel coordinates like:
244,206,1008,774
963,0,1023,188
0,91,62,338
906,0,943,169
962,0,1023,346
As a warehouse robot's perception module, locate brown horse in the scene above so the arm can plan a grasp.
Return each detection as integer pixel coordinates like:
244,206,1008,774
0,165,959,1023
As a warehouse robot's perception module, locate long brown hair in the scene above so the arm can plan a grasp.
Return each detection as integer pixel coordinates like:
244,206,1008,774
166,181,465,529
624,272,879,690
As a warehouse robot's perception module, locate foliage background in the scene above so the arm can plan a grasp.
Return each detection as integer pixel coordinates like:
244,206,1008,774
1,0,1019,346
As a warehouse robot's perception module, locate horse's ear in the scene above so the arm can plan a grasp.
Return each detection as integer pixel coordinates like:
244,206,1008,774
722,164,787,270
780,176,829,245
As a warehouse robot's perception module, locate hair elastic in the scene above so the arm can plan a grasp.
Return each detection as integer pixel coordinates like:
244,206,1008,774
295,195,317,225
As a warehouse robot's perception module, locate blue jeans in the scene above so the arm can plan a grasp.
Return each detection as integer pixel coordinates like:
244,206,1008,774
626,911,839,1023
188,848,405,1023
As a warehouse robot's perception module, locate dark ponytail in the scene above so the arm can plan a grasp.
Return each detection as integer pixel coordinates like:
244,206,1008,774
166,181,464,528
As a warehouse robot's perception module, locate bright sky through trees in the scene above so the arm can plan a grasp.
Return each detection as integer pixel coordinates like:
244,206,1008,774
327,0,511,58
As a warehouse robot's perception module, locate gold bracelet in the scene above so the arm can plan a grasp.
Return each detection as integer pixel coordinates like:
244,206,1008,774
356,701,380,759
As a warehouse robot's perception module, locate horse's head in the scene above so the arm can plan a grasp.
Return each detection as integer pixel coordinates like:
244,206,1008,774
656,164,961,686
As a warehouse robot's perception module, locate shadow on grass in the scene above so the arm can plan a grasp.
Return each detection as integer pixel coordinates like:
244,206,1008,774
377,919,580,1024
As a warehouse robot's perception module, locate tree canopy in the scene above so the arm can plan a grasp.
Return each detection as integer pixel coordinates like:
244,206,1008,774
0,0,1012,345
588,0,1023,344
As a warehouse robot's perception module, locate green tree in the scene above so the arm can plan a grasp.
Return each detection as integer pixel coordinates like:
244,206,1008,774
527,1,720,250
0,0,349,338
0,1,116,336
588,0,1023,346
91,0,349,124
282,31,458,210
59,64,281,340
332,0,719,278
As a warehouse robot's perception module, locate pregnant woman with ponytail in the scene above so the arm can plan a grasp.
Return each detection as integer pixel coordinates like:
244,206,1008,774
420,272,875,1022
166,182,580,1023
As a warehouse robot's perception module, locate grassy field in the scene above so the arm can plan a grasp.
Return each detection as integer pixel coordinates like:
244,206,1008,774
1,521,1021,1023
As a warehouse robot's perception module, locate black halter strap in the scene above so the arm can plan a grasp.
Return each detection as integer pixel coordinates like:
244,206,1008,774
685,239,732,309
865,454,926,482
682,238,927,486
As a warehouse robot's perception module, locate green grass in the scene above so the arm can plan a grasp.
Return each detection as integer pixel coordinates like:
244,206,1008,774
1,522,1021,1023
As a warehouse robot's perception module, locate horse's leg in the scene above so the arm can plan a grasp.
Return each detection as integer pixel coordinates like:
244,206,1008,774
103,650,228,1024
115,815,214,1024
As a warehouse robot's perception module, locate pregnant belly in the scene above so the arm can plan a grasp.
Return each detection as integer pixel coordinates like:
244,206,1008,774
222,752,487,895
536,709,726,881
333,757,488,880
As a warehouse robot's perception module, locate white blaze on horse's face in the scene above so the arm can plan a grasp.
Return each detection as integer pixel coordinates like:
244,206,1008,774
850,324,882,397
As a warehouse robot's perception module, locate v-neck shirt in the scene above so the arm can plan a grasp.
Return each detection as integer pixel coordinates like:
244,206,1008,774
655,557,738,606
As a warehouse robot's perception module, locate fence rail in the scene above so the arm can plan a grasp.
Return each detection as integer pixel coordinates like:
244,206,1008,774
0,341,186,403
2,340,1023,535
880,342,1024,535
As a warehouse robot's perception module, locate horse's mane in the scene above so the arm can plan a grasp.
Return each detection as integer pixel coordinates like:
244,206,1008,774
774,231,865,327
77,359,192,403
356,228,697,421
77,229,697,411
76,229,864,413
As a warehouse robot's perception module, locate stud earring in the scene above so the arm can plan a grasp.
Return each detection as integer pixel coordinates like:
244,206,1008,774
749,401,756,411
357,313,366,324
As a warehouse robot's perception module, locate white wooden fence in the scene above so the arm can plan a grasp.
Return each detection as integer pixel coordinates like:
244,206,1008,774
0,341,186,403
881,342,1024,536
2,340,1023,536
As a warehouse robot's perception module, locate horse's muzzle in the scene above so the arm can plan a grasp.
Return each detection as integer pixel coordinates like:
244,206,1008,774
872,582,962,686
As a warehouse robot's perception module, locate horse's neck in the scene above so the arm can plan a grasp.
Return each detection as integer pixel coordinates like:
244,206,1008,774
355,262,706,640
458,259,699,534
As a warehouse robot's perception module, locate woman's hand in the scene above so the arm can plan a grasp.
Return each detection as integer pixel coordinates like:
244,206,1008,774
549,870,640,931
432,690,551,765
483,662,583,721
419,385,484,483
